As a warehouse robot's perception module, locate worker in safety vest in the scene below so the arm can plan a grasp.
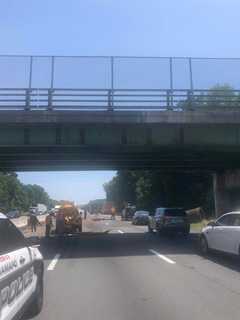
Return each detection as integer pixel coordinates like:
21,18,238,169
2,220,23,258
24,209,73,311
45,212,54,237
29,213,41,233
111,207,116,220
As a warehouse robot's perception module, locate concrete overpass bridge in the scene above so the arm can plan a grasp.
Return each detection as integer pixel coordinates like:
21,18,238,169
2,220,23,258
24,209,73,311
1,55,240,214
1,109,240,172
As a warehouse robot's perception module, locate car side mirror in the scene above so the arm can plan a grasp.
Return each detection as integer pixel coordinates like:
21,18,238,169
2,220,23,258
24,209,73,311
207,221,216,227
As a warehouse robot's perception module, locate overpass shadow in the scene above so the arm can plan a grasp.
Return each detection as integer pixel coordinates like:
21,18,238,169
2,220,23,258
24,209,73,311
39,232,197,257
200,250,240,273
38,232,240,273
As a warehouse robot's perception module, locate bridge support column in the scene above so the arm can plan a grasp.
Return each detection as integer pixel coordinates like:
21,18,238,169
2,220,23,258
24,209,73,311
213,170,240,217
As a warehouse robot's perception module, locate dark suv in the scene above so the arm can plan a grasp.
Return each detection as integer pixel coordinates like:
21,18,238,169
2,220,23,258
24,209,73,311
148,207,190,236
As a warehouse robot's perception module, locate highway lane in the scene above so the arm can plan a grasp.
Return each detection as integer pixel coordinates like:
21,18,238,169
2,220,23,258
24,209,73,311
29,218,240,320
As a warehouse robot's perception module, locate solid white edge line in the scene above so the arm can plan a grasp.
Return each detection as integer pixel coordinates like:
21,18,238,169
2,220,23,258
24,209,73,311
118,230,124,234
47,253,61,271
149,249,176,264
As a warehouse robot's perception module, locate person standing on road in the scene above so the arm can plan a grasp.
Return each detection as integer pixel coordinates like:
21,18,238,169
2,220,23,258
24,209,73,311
45,212,54,237
84,209,87,220
111,207,116,220
29,213,41,233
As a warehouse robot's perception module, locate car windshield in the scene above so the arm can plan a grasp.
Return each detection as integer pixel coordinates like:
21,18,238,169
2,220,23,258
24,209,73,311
164,209,186,217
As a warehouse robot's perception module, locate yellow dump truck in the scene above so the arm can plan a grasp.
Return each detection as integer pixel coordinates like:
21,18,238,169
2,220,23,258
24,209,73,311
55,204,82,235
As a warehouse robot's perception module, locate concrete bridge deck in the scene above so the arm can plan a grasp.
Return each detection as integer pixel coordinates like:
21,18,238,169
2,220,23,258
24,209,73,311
0,110,240,171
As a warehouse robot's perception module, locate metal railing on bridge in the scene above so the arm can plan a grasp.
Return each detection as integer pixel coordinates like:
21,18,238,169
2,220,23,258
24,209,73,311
0,88,240,111
0,55,240,111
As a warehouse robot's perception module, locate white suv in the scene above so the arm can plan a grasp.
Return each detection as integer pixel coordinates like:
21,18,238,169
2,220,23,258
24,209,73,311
0,212,44,320
200,212,240,256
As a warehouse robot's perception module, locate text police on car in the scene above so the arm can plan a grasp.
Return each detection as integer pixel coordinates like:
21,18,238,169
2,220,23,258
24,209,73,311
0,212,44,320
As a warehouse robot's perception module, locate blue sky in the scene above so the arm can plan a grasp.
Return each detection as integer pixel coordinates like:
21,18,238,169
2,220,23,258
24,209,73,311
0,0,240,57
17,171,115,204
1,0,239,202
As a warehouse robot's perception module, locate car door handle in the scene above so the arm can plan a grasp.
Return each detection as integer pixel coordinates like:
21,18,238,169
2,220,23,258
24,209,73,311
19,256,26,265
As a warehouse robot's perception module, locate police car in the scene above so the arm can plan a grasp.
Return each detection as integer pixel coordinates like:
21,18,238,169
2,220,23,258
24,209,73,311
0,212,44,320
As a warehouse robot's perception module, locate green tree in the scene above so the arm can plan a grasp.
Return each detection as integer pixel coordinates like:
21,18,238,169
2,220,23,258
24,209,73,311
180,84,239,109
104,171,214,216
0,172,28,211
23,184,52,207
0,172,55,213
104,171,138,210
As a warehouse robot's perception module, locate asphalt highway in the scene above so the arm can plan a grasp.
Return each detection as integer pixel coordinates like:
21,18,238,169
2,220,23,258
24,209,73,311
28,217,240,320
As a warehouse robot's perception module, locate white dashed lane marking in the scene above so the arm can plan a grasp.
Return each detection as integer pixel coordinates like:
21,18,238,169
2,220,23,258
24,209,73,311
47,253,61,271
149,249,176,265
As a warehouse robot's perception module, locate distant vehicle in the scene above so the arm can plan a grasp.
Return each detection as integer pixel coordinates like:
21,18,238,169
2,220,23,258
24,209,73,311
121,205,136,221
29,207,38,215
132,211,149,225
200,212,240,256
55,204,82,235
102,201,114,215
37,204,47,215
54,205,61,212
29,204,47,215
0,212,44,319
6,209,20,219
148,208,190,236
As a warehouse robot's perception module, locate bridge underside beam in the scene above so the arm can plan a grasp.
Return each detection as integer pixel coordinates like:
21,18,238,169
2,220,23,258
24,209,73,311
0,146,240,171
0,111,240,170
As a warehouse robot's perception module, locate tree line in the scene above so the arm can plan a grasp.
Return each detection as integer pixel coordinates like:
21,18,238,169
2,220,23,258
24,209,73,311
0,172,56,213
104,171,214,216
180,84,239,109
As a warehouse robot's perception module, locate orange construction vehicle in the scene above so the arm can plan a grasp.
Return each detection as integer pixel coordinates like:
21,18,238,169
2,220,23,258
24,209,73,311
102,201,115,215
55,204,82,235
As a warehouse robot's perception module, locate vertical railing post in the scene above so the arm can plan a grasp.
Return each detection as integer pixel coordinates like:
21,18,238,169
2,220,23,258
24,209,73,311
26,56,33,111
108,89,113,111
110,56,114,111
25,89,30,111
166,90,171,110
51,56,55,89
187,58,194,110
48,89,53,111
48,56,55,111
111,56,114,91
187,90,193,110
29,56,33,89
189,57,194,91
169,57,173,109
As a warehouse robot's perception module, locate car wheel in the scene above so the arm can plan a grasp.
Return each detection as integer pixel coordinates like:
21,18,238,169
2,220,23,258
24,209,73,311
183,228,190,237
148,224,154,233
200,235,209,255
156,226,164,236
28,276,44,316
